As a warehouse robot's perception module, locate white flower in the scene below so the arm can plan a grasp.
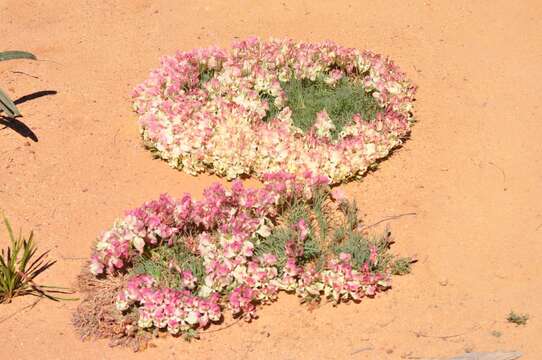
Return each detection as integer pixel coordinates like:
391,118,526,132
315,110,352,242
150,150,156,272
256,223,271,238
132,236,146,253
364,143,376,157
185,311,199,325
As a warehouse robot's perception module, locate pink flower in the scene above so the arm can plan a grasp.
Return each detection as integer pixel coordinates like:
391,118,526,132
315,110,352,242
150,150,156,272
331,188,347,202
296,219,309,241
241,241,254,257
339,252,352,263
89,255,104,275
312,110,335,138
284,240,297,258
369,245,378,266
181,271,197,290
262,253,277,266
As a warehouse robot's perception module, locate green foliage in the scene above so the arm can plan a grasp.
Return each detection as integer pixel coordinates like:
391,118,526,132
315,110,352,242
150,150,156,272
390,256,413,275
283,196,310,225
330,200,394,273
254,227,293,270
507,311,529,326
254,197,321,271
342,200,359,232
0,88,21,118
183,328,200,342
264,76,381,138
0,51,36,62
311,188,329,242
0,50,37,117
0,217,71,303
254,223,321,271
198,67,215,86
254,187,410,276
332,232,374,268
490,330,502,338
130,240,205,290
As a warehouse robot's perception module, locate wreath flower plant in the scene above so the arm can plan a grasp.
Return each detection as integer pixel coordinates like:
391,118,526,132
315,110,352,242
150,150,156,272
132,37,416,184
74,39,416,349
74,172,412,347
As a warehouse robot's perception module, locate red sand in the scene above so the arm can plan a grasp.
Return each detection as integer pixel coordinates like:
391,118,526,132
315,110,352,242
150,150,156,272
1,1,541,359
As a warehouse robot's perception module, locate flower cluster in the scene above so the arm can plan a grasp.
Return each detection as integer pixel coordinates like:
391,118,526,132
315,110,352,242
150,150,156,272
91,172,394,335
133,37,416,184
281,252,390,304
198,233,281,312
90,171,322,276
116,274,222,334
320,253,390,303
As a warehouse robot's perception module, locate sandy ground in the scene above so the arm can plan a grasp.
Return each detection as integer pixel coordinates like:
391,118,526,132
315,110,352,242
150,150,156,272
1,1,541,359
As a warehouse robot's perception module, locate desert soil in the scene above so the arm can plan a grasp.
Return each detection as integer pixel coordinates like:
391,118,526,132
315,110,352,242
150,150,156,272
1,1,541,359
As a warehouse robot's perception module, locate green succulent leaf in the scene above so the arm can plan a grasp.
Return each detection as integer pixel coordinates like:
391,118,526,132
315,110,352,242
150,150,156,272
0,87,20,117
0,51,37,62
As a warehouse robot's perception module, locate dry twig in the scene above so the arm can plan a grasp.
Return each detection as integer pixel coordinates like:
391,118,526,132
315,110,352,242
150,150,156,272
413,324,480,340
360,212,417,231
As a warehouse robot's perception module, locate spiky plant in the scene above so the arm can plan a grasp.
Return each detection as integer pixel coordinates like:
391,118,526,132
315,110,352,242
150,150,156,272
0,51,37,118
0,217,72,303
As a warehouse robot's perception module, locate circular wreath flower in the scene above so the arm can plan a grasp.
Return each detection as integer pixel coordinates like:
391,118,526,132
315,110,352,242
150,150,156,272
132,37,416,184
